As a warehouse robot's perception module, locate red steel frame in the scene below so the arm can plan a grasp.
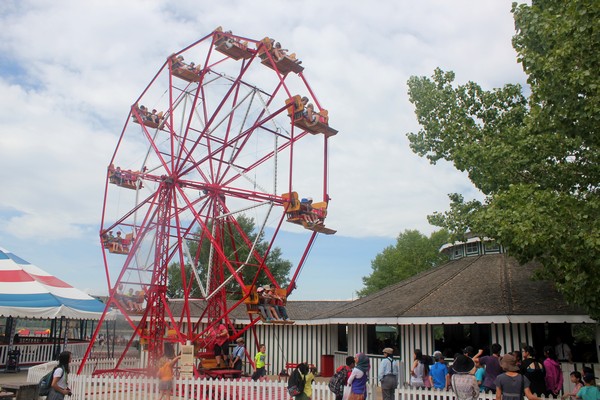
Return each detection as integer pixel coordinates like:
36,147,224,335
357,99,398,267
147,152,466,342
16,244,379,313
79,30,333,375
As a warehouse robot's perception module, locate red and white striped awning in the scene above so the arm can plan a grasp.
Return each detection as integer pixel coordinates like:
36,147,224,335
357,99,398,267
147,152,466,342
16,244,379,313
0,247,105,319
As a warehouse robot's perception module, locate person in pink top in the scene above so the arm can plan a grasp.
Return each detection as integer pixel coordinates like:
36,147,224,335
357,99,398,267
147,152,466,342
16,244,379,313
562,371,583,400
211,320,230,368
543,346,563,397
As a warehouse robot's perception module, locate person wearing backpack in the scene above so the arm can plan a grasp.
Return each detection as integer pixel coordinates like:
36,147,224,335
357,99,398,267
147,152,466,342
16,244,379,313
378,348,399,400
46,351,72,400
495,354,541,400
329,356,355,400
288,363,308,399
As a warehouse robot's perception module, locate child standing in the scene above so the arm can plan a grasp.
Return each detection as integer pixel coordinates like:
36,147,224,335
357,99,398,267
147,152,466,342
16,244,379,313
562,371,583,400
157,354,181,400
251,344,267,381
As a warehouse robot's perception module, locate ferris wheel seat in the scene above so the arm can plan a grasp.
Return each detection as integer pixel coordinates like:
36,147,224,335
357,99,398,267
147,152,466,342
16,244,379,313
286,215,304,224
246,306,261,315
242,285,260,304
282,191,301,212
261,55,304,75
172,67,202,82
215,41,253,60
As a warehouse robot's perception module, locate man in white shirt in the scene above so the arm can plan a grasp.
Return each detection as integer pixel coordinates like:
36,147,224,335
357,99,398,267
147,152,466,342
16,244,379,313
378,348,399,400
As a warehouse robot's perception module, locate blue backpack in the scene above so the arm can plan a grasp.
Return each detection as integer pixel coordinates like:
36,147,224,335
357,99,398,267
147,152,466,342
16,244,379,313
38,366,58,396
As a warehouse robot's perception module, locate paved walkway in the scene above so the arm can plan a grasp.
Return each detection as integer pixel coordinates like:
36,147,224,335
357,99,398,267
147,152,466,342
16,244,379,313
0,369,29,384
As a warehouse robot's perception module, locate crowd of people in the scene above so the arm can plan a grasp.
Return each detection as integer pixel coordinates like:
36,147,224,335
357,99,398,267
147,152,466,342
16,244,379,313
406,344,599,400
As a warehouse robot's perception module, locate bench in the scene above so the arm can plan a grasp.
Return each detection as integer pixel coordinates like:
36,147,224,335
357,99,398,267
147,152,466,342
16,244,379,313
285,362,315,376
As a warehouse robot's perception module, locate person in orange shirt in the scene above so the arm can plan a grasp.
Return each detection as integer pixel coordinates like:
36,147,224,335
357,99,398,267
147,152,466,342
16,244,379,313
157,354,181,400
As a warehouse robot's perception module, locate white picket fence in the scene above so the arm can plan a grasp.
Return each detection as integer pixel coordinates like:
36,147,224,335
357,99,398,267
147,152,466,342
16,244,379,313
26,358,586,400
24,363,526,400
0,342,91,367
26,371,552,400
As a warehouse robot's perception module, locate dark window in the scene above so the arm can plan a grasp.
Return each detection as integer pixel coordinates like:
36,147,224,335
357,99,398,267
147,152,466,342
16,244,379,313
367,325,399,356
530,323,597,363
466,242,479,255
337,324,348,352
433,324,491,358
484,241,500,253
453,246,464,259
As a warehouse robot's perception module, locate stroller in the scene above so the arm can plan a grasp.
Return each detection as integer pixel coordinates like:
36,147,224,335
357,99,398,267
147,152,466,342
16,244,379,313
5,349,20,372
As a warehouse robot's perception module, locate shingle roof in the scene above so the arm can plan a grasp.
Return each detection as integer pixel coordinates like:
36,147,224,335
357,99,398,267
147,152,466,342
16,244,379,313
316,254,585,319
166,298,349,322
130,254,589,324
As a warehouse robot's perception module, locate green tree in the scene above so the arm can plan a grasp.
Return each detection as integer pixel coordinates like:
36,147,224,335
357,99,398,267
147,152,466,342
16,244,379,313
167,214,292,299
358,229,449,297
407,1,600,318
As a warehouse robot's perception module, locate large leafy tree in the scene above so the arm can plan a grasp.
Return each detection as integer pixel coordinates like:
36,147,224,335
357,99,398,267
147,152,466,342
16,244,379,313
359,229,449,297
167,214,292,299
407,1,600,319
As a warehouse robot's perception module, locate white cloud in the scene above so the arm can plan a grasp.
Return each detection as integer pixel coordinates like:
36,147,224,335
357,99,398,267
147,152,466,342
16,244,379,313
0,0,527,298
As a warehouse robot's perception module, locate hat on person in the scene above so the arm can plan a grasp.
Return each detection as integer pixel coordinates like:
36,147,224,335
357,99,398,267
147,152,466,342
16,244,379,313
263,284,271,291
583,373,597,383
433,351,443,361
500,354,520,372
452,355,475,374
382,348,394,355
257,286,265,292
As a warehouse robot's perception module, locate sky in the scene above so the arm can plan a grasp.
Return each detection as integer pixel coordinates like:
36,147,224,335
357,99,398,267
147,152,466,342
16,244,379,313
0,1,528,302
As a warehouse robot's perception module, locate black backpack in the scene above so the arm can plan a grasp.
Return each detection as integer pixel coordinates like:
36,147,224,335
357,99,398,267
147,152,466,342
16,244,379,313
287,369,305,397
328,366,349,396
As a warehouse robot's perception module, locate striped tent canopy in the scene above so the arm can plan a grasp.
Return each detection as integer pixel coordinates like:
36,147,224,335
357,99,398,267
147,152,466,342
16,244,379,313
0,247,106,319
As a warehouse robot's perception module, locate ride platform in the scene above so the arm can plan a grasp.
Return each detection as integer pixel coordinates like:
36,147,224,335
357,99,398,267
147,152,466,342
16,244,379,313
109,177,140,190
132,118,164,130
261,56,304,75
172,67,202,83
294,118,338,137
215,42,253,60
301,220,336,235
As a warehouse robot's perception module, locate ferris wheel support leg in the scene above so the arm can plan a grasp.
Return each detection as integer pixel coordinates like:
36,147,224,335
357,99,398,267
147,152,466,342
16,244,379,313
287,230,318,297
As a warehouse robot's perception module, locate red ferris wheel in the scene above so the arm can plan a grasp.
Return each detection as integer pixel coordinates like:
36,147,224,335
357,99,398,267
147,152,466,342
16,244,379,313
80,28,337,374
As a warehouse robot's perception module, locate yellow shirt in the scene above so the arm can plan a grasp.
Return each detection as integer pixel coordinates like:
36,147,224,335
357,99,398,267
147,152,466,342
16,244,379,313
303,372,314,397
